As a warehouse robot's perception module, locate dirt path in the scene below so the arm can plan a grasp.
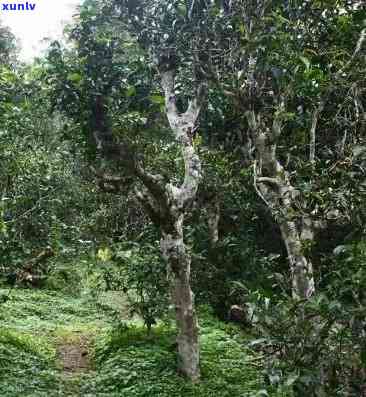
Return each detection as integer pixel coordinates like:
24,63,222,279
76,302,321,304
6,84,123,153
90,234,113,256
58,339,90,375
0,289,126,396
56,334,94,396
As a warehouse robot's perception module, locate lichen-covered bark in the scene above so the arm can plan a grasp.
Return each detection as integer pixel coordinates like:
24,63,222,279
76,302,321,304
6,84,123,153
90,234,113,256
161,217,200,382
309,102,324,163
158,68,205,381
91,60,205,381
247,109,315,300
279,220,315,300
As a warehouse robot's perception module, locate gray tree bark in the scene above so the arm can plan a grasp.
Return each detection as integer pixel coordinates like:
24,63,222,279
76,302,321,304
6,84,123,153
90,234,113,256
157,68,205,381
92,67,205,381
309,102,324,163
205,200,220,246
161,219,200,381
247,108,315,300
278,220,315,300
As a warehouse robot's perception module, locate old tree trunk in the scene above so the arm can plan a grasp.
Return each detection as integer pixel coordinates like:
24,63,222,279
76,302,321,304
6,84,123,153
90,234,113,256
157,69,204,381
91,59,204,380
161,216,200,381
129,67,204,381
247,109,315,300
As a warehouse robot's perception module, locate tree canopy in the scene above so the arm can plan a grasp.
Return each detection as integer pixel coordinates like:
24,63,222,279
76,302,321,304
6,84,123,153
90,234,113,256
1,0,365,395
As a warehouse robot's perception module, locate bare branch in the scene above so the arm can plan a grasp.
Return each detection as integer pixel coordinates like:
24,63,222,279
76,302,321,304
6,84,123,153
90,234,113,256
257,177,280,186
309,101,325,163
335,27,366,80
253,160,272,208
135,161,168,203
134,185,163,225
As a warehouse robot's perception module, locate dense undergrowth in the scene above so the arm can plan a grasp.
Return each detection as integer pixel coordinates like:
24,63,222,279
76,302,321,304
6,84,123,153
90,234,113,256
0,288,282,397
0,289,112,396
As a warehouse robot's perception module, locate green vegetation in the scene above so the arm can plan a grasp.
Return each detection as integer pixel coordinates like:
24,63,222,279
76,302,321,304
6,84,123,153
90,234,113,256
0,289,108,396
0,289,278,396
0,0,365,395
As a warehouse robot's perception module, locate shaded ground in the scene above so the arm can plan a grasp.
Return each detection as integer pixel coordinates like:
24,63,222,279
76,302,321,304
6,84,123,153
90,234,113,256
0,289,118,396
0,289,284,397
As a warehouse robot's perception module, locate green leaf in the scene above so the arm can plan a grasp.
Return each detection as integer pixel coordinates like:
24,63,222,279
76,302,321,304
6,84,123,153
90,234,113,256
67,73,82,83
97,248,112,262
126,86,136,97
150,95,165,105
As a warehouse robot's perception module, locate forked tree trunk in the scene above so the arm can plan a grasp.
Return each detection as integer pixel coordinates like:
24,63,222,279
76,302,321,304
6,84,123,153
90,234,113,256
161,216,200,381
247,109,315,300
92,61,205,382
157,68,205,381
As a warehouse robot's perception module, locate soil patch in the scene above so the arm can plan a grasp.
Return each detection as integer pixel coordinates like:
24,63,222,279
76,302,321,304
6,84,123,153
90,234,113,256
58,336,90,375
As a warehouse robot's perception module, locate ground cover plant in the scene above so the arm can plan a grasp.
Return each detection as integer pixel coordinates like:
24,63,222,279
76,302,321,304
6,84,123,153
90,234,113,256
0,0,365,395
0,288,281,396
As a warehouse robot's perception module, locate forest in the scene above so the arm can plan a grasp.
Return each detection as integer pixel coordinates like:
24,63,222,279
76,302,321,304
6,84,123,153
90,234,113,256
0,0,365,396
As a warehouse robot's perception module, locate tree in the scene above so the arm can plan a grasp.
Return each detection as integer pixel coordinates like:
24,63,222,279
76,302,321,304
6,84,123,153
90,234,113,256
192,0,365,299
47,0,209,380
0,22,17,67
109,0,208,379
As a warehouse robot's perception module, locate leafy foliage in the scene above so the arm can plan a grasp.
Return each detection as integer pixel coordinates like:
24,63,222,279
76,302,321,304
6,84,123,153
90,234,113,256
0,0,365,394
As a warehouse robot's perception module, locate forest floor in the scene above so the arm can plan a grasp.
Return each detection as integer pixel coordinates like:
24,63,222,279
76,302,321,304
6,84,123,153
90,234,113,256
0,288,282,397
